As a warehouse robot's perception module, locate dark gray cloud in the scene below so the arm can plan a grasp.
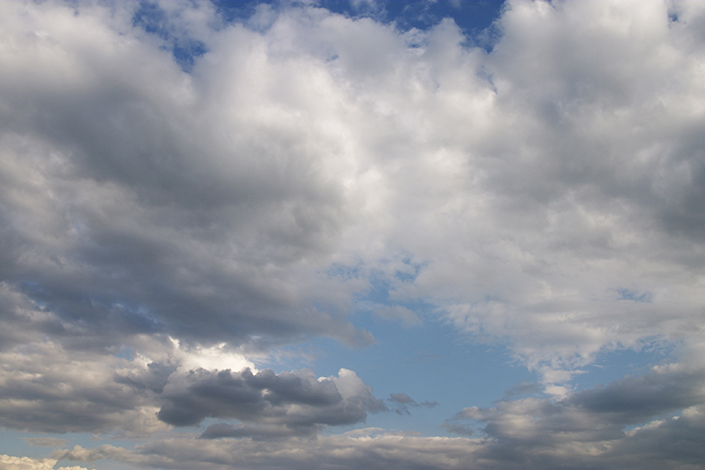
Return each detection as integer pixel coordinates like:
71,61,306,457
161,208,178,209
115,361,178,395
157,367,386,430
443,364,705,468
569,366,705,421
603,406,705,470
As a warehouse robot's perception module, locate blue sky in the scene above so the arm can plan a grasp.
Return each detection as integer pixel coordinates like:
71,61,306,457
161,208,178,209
1,1,704,469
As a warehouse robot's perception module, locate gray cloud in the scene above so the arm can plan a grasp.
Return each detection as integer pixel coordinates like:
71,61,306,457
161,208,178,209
501,382,540,400
52,433,485,470
0,330,386,436
199,423,315,440
388,392,438,415
49,365,704,470
0,339,169,435
444,363,705,468
373,305,422,327
52,407,705,470
22,438,67,448
0,0,374,352
157,367,386,429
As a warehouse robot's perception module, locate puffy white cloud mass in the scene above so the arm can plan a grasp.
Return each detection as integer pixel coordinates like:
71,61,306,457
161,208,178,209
0,455,86,470
0,0,704,469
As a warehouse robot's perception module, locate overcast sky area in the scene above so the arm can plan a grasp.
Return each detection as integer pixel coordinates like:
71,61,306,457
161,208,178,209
0,0,704,469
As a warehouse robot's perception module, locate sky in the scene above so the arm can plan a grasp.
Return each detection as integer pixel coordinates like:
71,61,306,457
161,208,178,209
0,0,704,469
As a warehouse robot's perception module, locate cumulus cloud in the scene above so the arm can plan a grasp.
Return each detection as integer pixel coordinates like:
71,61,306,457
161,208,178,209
0,0,374,352
157,367,385,431
0,455,86,470
1,0,702,381
0,329,385,436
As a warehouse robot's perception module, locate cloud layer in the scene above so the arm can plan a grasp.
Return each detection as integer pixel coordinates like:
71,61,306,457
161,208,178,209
0,0,704,469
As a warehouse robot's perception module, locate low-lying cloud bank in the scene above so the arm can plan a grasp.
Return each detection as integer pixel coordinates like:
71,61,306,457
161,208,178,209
49,408,705,470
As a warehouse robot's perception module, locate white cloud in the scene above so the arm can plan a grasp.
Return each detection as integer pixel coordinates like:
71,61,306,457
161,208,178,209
3,0,703,378
0,455,87,470
169,338,257,374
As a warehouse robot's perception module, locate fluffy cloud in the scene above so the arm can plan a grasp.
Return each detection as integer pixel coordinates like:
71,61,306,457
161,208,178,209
0,284,383,436
0,455,86,470
0,0,373,352
0,330,384,436
1,0,703,379
0,337,169,435
157,367,385,432
396,0,705,385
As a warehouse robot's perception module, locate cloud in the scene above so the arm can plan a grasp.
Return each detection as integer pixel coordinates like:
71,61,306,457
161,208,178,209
50,405,705,470
443,362,705,468
22,438,67,448
1,0,705,468
0,455,87,470
199,422,312,440
388,392,438,415
0,0,374,352
52,432,486,470
373,305,422,327
387,0,705,385
1,0,703,382
501,382,540,400
53,364,704,469
158,367,386,431
0,326,386,436
0,337,169,435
